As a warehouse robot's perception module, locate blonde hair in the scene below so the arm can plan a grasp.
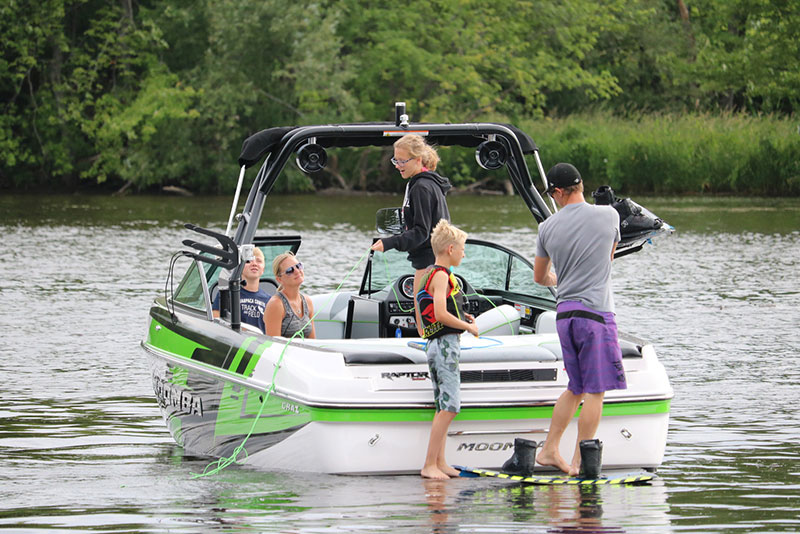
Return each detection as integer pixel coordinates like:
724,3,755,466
430,219,467,256
252,247,265,263
562,182,584,195
272,251,296,290
394,134,440,171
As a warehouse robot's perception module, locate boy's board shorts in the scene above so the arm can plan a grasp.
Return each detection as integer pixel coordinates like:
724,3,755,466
425,333,461,413
556,301,627,394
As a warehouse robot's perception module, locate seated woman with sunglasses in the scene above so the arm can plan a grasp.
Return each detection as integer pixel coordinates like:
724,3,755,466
264,251,316,339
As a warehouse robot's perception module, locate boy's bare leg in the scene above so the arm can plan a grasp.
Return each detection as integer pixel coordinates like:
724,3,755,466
421,410,457,479
568,392,605,476
536,389,583,474
436,433,460,477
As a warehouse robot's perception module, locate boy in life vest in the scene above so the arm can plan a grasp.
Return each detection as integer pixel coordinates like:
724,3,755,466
416,219,479,479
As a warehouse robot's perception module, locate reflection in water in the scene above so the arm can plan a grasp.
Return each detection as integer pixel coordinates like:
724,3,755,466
536,485,618,534
421,477,670,533
423,479,452,534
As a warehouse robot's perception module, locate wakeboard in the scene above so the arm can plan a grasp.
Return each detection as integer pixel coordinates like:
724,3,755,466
454,465,656,485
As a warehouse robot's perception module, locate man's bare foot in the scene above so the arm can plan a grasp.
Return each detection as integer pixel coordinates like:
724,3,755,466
421,466,450,480
438,463,460,477
536,449,572,474
569,460,581,477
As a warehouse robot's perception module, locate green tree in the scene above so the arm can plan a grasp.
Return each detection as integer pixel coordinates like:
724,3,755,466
1,0,71,186
547,0,695,113
687,0,800,112
0,0,197,190
338,0,624,122
138,0,360,193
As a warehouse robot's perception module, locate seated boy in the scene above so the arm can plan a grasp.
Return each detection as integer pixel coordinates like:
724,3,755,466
212,246,270,333
416,219,479,479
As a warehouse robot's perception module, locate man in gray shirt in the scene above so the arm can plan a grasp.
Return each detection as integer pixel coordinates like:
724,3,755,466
533,163,626,476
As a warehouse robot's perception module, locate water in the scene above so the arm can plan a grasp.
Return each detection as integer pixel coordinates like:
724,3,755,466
1,194,799,533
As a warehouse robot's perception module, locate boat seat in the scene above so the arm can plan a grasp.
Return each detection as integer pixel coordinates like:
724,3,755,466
534,310,557,334
529,337,643,360
474,304,520,336
620,339,643,358
310,292,351,339
259,277,278,297
345,295,383,339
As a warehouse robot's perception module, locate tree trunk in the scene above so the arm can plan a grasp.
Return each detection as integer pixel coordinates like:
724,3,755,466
324,154,349,190
677,0,689,21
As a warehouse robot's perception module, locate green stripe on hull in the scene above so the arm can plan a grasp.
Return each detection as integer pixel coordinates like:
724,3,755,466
215,390,312,437
210,398,669,438
147,318,211,360
243,341,270,376
145,314,273,376
227,337,257,372
308,399,671,423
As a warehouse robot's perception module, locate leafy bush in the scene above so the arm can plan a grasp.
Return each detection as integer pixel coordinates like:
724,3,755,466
522,112,800,196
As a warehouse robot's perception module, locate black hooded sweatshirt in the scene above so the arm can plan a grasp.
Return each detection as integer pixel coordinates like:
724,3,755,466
382,170,452,263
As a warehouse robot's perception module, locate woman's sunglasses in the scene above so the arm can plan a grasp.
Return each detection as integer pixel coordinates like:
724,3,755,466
390,156,414,166
282,262,303,275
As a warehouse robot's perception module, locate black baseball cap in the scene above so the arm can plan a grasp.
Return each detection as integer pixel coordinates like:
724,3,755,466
545,163,582,193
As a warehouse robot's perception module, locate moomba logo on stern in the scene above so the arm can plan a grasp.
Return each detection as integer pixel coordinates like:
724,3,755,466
152,376,204,416
381,371,430,381
457,441,514,452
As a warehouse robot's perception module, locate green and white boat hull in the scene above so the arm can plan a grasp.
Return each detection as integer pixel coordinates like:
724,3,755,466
143,300,672,474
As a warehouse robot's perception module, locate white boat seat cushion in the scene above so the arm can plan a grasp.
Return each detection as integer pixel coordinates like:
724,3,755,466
474,304,520,336
534,310,557,334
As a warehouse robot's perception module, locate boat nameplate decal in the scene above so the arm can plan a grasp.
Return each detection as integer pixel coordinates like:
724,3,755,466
152,375,204,416
282,402,300,414
457,441,514,452
381,371,430,381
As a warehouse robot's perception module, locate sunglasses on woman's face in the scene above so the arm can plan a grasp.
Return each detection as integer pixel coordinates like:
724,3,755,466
282,262,303,275
390,156,414,166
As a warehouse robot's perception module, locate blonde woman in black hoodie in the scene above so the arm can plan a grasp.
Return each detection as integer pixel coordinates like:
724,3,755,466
371,134,452,336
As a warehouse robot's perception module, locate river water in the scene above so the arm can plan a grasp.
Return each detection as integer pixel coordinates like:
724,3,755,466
1,193,798,533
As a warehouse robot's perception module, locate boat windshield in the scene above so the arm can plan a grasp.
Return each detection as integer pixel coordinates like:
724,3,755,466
368,240,554,302
172,238,302,311
173,259,216,309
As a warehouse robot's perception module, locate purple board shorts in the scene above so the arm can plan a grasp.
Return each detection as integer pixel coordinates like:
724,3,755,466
556,301,627,394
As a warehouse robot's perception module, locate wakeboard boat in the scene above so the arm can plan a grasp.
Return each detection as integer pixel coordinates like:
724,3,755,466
142,104,673,474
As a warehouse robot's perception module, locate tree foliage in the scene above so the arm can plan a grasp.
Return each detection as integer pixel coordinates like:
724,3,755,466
1,0,798,193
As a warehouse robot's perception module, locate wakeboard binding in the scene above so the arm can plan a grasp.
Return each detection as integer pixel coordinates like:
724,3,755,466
592,185,664,237
579,438,604,479
501,438,539,476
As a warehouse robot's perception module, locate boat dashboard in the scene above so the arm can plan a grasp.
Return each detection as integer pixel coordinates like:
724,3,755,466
379,272,483,334
363,272,557,338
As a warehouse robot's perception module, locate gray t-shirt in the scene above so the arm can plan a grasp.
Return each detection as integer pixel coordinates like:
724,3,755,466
535,201,621,313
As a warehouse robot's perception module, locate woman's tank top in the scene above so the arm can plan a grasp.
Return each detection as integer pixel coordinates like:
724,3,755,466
276,292,313,338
